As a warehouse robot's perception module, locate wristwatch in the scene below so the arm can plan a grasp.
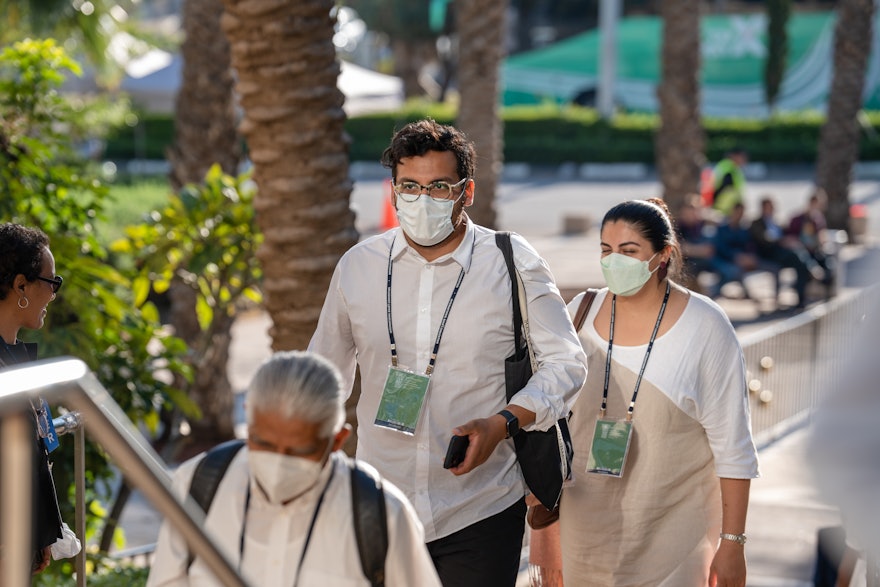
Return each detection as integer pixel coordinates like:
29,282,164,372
720,533,747,545
497,410,520,439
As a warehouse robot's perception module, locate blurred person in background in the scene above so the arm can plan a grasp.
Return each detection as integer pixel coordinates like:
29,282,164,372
676,195,739,297
749,197,814,309
0,223,73,575
711,147,749,216
786,189,836,290
809,285,880,587
714,203,761,279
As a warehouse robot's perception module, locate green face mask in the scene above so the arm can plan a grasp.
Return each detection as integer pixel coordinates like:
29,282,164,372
600,253,658,296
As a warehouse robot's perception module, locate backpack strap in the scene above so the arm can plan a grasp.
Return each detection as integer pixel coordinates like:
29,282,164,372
573,289,599,332
350,460,387,587
186,439,246,570
495,231,524,355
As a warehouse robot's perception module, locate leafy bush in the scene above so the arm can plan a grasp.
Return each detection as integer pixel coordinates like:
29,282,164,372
103,102,880,165
0,38,189,572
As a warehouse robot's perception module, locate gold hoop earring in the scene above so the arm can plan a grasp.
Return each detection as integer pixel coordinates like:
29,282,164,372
18,296,29,309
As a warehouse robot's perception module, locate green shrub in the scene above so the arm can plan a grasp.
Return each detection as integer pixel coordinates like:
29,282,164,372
101,102,880,164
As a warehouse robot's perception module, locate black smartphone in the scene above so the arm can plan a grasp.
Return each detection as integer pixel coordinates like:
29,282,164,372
443,434,470,469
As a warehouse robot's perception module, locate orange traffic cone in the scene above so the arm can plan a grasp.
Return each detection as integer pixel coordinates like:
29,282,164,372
381,178,399,231
700,167,715,207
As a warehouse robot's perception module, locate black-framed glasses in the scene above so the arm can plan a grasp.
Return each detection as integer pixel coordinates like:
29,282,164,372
393,177,468,203
36,275,63,293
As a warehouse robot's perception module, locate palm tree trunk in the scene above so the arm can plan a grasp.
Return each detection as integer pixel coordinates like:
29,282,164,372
815,0,875,233
220,0,357,352
455,0,507,229
169,0,240,190
168,0,241,450
655,0,705,217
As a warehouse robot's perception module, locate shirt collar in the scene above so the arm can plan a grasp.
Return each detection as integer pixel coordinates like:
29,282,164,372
390,217,475,273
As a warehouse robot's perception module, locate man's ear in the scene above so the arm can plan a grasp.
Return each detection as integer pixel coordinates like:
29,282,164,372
463,179,475,207
331,423,352,452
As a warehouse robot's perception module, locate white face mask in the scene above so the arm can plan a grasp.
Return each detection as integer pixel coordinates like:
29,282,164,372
600,253,659,296
248,445,330,504
396,192,464,246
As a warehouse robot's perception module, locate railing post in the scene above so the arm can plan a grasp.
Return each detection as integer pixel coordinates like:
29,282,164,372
1,412,33,587
52,411,86,586
75,426,86,587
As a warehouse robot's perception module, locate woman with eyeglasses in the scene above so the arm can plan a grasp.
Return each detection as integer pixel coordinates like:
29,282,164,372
0,222,65,575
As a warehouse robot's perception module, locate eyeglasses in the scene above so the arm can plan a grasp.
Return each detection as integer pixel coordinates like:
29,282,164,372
393,177,468,203
36,275,63,293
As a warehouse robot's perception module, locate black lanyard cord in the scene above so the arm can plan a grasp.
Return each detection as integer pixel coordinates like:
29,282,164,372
386,235,470,375
601,281,671,420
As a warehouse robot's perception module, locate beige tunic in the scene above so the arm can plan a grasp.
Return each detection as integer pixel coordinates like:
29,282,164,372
560,340,722,586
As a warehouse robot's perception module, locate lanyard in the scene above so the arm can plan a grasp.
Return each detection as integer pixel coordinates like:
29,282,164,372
601,282,671,420
386,236,468,375
238,460,336,587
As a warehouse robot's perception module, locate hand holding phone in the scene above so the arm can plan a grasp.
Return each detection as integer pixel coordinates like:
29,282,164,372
443,434,470,469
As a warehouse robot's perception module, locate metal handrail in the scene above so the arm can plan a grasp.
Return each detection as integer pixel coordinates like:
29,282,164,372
0,357,249,587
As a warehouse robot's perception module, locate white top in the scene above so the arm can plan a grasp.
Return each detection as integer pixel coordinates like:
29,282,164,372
146,450,441,587
308,221,587,540
568,288,759,478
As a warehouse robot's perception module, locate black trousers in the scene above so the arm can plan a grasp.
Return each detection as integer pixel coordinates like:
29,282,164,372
426,497,526,587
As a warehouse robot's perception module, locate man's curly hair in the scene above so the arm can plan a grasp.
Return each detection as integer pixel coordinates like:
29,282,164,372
380,119,476,182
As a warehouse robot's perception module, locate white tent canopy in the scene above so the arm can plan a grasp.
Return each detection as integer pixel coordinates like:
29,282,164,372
119,49,403,115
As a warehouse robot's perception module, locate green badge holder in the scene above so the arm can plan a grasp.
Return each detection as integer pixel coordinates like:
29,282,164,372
586,418,634,478
374,365,431,435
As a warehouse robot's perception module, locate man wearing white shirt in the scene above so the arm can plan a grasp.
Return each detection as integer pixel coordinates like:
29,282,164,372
147,351,440,586
308,119,587,586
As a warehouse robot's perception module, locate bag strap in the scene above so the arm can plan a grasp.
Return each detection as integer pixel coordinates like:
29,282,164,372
350,460,388,587
495,232,524,354
186,438,246,570
573,289,599,332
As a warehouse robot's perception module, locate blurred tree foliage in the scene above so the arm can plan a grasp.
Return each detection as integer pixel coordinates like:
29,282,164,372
0,0,161,86
0,38,190,576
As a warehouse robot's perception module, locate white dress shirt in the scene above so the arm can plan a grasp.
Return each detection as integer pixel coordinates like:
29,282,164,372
147,450,440,586
309,220,587,540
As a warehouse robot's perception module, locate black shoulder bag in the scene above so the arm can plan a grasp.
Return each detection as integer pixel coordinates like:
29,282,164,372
495,232,574,512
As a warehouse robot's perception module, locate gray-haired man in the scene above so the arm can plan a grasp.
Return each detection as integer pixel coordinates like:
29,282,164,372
148,351,440,586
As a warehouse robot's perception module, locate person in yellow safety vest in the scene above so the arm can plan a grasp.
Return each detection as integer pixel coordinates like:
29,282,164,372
711,148,748,216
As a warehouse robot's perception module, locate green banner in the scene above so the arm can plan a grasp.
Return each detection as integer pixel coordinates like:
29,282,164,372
503,12,880,117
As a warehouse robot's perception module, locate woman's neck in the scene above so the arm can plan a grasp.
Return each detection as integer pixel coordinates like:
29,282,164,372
0,318,20,346
614,279,669,310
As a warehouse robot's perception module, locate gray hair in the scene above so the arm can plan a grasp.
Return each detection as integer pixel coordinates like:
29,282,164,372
245,351,345,438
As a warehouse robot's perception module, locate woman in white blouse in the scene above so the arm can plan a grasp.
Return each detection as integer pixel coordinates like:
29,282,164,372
560,198,759,587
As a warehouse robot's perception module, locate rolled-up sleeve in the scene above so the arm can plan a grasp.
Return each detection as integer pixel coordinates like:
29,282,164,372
507,234,587,431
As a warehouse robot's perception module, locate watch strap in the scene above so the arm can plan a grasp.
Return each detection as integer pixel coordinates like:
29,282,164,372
497,409,519,438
